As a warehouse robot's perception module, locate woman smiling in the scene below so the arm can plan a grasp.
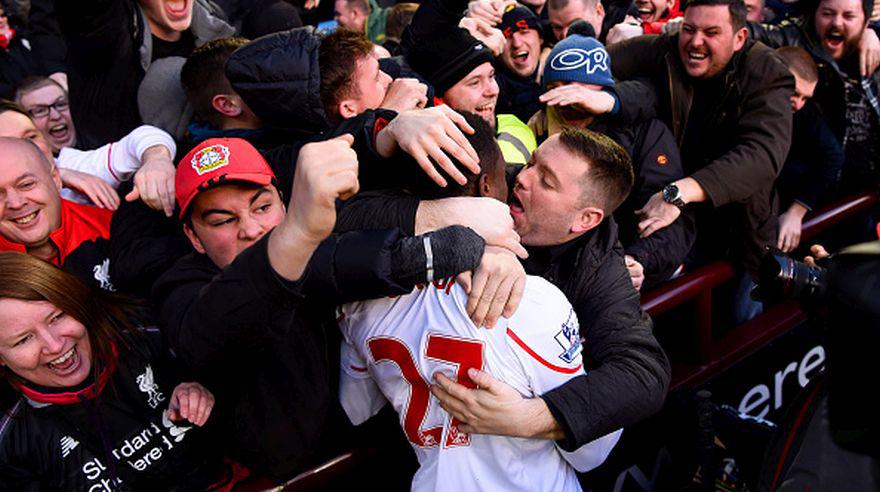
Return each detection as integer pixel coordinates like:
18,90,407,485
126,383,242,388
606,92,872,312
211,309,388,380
0,252,238,491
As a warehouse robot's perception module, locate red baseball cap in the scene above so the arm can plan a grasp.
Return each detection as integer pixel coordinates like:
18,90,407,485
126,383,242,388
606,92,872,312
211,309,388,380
175,138,276,219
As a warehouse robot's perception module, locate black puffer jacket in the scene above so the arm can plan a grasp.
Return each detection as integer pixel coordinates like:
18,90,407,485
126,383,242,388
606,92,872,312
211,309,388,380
225,26,401,191
226,26,328,136
522,217,671,449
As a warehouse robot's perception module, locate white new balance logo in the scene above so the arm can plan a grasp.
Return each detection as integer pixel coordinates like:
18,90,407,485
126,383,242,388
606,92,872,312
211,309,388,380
60,435,80,458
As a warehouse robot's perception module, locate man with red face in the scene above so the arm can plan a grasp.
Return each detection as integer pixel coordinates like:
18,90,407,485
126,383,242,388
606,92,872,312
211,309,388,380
54,0,234,149
748,0,880,195
0,137,114,290
608,0,794,283
494,5,549,123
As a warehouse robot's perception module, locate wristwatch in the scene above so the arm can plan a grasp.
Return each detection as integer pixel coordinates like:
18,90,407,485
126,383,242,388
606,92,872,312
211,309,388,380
662,183,686,209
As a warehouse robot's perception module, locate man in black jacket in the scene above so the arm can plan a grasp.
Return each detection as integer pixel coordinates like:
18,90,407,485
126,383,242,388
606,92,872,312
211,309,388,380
495,5,547,123
532,32,695,290
774,47,844,253
364,127,671,456
747,0,880,194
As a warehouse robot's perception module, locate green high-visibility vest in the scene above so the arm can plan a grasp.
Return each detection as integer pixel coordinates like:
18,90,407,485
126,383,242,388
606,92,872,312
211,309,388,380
495,114,537,166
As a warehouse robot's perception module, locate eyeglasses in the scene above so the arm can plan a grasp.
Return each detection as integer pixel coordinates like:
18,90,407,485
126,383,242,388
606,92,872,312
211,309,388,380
27,99,70,119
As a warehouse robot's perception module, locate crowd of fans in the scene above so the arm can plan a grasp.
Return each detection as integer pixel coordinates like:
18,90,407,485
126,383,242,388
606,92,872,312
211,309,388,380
0,0,876,489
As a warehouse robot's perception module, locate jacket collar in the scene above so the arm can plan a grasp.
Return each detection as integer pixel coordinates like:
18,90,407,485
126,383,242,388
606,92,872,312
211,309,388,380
522,217,619,279
14,343,118,406
0,199,112,267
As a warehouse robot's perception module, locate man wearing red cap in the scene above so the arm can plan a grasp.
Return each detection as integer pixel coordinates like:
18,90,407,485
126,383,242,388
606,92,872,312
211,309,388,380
155,136,503,480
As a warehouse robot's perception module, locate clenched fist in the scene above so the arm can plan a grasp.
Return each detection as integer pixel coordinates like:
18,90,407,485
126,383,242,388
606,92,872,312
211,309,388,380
288,134,360,244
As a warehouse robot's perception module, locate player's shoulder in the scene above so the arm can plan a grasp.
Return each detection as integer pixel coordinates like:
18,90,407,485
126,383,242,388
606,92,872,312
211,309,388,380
514,275,574,318
505,276,583,373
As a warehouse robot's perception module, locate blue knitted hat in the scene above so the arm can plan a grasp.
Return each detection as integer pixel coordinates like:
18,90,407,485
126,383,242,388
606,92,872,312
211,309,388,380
543,35,615,88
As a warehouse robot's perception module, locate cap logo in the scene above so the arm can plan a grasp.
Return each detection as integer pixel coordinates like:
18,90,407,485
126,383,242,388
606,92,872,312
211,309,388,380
549,47,609,75
504,3,516,12
191,144,230,176
503,19,532,37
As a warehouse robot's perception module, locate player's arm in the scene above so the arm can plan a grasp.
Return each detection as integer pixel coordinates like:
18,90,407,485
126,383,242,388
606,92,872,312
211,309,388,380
503,293,621,471
339,334,388,425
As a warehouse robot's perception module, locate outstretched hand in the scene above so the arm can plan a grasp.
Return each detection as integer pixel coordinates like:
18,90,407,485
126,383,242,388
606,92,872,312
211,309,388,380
635,191,680,237
126,145,175,217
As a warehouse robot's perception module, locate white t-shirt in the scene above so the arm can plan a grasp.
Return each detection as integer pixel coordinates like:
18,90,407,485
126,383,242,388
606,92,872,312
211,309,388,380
339,275,621,492
56,125,175,203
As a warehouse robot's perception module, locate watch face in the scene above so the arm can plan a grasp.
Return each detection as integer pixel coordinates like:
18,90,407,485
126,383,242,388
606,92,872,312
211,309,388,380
664,185,683,207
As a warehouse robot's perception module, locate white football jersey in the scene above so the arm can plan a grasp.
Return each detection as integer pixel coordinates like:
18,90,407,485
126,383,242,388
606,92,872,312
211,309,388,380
338,276,621,492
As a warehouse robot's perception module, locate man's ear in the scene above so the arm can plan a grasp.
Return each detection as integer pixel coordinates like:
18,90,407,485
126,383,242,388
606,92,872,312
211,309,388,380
478,173,492,197
357,9,369,31
50,165,62,192
211,94,244,118
570,206,604,234
596,1,605,20
182,223,207,255
337,98,360,120
733,26,748,51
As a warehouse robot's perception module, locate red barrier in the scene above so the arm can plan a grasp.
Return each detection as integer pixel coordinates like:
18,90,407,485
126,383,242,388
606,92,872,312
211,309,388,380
642,191,878,390
801,191,878,240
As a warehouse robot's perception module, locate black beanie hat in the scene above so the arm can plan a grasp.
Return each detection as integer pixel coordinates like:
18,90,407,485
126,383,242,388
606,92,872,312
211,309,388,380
405,27,495,95
498,4,544,39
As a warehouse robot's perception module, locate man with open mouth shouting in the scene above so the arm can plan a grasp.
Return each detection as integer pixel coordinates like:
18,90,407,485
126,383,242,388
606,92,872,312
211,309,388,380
748,0,880,195
607,0,794,283
494,5,548,123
